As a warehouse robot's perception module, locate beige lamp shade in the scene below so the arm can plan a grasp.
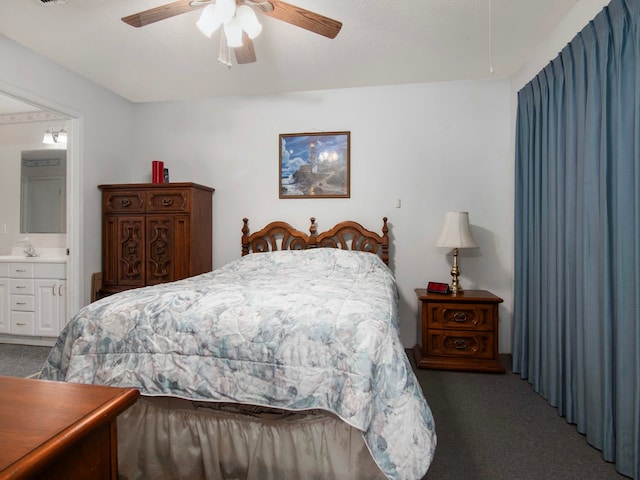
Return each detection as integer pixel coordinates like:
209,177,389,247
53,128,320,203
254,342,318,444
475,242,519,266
435,211,478,249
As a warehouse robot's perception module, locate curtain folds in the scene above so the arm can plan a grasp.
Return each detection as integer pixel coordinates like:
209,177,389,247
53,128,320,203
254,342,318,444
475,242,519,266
513,0,640,478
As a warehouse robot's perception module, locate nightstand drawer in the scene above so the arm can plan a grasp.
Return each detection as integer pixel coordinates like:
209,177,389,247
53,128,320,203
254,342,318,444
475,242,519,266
426,330,494,359
427,303,494,331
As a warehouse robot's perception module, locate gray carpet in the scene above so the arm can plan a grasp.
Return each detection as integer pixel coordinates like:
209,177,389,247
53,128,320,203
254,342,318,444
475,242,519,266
0,343,51,378
0,344,629,479
413,353,629,480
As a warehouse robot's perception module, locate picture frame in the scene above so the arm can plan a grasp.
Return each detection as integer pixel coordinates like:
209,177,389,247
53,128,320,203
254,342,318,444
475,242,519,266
279,131,350,198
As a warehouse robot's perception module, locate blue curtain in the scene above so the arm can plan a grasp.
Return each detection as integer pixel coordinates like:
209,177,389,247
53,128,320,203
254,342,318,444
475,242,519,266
513,0,640,477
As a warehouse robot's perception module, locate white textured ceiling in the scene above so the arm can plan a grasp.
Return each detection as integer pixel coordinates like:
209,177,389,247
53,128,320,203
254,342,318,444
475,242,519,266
1,0,579,104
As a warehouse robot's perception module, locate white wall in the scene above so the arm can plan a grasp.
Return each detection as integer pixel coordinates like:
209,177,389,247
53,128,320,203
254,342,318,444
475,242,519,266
0,34,136,315
511,0,612,92
510,0,612,159
0,0,608,350
0,32,514,350
132,81,514,350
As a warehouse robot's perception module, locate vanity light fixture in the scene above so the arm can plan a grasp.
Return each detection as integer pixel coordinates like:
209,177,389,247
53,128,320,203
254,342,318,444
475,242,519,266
43,125,67,144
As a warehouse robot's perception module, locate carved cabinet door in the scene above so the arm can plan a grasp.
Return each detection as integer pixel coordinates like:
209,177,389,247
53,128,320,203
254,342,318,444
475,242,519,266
102,216,146,288
117,217,145,287
146,216,174,285
146,216,191,285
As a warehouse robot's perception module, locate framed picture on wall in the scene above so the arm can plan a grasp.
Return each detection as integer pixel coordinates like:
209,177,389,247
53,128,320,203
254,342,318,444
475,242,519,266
279,131,350,198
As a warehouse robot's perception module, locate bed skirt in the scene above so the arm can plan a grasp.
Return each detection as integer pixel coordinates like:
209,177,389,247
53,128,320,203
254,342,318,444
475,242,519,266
117,397,387,480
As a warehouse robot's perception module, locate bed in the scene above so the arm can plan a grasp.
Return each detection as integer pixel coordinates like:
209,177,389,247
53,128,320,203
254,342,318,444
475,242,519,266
40,218,436,480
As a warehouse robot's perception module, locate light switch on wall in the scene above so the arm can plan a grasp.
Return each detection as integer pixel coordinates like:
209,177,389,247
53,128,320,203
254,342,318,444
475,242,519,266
395,199,401,208
0,224,6,234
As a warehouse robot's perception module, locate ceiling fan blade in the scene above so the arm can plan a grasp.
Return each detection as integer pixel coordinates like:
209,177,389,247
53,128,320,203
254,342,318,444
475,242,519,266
258,0,342,39
235,34,257,64
122,0,199,28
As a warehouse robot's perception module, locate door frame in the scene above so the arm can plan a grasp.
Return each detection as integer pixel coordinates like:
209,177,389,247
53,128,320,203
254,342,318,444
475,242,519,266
0,80,83,320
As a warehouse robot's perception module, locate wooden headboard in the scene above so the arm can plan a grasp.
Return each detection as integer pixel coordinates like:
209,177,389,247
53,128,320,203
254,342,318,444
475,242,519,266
242,217,389,266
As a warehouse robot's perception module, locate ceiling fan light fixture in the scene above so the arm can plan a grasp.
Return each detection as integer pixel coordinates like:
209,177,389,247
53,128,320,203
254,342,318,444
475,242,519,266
196,4,222,37
216,0,237,23
236,5,262,39
224,17,244,48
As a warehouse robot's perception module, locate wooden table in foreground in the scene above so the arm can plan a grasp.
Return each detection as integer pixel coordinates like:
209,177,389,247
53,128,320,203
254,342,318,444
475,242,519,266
0,376,139,480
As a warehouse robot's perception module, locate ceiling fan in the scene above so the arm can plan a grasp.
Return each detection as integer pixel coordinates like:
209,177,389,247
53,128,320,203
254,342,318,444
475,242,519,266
122,0,342,66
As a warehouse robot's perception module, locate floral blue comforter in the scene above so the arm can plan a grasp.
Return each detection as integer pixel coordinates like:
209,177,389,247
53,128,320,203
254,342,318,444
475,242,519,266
40,248,436,479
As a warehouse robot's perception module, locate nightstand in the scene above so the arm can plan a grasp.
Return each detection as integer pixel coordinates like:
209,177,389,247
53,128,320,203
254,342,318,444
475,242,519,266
413,289,505,373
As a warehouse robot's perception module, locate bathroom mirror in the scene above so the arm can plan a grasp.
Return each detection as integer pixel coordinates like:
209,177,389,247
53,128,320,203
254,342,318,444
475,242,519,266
20,149,67,233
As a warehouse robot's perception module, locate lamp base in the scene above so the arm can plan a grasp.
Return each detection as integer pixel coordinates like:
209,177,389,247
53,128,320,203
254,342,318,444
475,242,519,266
449,247,463,295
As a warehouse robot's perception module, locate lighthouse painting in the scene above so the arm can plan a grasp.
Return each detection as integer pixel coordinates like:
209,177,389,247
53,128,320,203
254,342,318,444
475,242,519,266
279,131,350,199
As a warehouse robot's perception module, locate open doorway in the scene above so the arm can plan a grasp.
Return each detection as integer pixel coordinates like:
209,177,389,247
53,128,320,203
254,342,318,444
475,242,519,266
0,86,81,327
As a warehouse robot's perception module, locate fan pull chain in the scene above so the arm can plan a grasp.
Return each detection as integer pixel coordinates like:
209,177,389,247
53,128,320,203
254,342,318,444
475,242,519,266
488,0,494,74
218,32,232,68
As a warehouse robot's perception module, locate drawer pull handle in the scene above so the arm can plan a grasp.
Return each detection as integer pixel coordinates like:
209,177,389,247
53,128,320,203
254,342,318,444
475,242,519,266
52,285,57,296
59,284,64,296
161,199,173,206
16,286,26,289
16,322,27,326
454,312,468,322
121,199,131,207
453,339,468,350
16,269,27,273
16,302,27,305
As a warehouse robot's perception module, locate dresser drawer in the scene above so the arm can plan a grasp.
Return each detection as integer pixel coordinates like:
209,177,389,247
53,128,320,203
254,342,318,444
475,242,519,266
427,303,494,331
426,330,494,359
11,312,35,335
11,279,34,295
11,295,35,312
146,189,190,213
104,191,145,214
10,263,34,278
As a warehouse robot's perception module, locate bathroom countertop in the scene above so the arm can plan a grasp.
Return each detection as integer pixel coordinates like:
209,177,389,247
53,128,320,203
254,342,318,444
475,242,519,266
0,247,68,263
0,255,68,263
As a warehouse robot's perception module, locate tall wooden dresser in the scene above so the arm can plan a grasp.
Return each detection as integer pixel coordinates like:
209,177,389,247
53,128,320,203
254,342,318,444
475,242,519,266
98,183,214,297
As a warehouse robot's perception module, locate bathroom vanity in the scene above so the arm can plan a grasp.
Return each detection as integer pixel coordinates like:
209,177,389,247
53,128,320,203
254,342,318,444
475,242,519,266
0,248,67,345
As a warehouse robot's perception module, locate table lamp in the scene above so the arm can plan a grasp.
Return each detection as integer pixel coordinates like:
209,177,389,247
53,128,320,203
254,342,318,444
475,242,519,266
435,211,478,295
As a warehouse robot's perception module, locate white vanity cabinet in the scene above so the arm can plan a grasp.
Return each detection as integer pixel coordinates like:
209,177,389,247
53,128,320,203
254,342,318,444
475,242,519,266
9,262,36,336
0,264,9,334
34,263,67,337
0,260,67,340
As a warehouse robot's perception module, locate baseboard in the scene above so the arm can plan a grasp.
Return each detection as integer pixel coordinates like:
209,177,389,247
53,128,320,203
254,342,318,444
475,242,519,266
0,335,56,347
499,353,513,373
